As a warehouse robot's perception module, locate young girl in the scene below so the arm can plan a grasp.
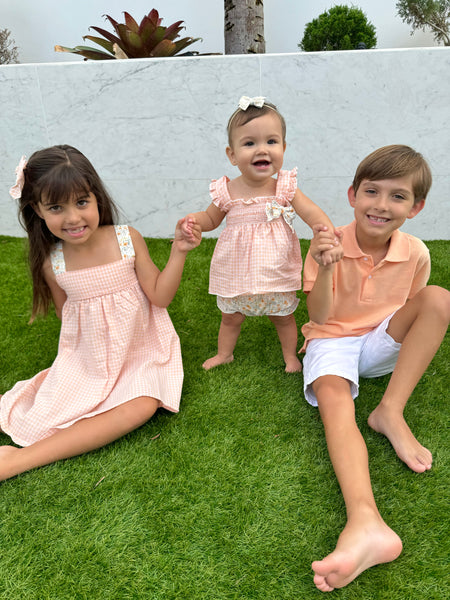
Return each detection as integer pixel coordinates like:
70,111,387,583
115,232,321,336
183,96,342,372
0,145,200,482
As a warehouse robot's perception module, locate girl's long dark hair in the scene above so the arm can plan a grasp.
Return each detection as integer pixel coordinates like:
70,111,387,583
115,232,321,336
18,145,119,319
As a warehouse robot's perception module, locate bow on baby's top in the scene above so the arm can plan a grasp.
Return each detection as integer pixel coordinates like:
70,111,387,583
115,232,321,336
265,200,296,232
238,95,266,110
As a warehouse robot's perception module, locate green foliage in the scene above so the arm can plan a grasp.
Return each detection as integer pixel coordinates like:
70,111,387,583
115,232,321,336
299,5,377,52
0,28,19,64
396,0,450,45
55,9,202,60
0,236,448,598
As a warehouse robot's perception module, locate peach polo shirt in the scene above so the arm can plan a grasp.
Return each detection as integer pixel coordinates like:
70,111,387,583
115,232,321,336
301,220,430,344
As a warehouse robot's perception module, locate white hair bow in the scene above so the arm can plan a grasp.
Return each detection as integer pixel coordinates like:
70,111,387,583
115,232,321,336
238,96,266,110
265,200,296,232
9,155,27,200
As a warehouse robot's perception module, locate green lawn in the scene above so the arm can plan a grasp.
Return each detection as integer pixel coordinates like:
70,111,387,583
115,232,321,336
0,236,448,599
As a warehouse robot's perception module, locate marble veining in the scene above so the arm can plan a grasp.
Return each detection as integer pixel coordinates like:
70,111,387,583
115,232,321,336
1,49,449,239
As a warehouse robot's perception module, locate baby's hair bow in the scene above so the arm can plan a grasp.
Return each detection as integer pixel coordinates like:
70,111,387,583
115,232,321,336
9,155,27,200
238,95,266,111
265,200,296,232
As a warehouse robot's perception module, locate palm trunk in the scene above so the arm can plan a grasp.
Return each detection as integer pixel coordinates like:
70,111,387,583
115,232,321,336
224,0,265,54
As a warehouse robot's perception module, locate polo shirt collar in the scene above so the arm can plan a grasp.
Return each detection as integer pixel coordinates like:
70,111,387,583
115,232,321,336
343,220,410,263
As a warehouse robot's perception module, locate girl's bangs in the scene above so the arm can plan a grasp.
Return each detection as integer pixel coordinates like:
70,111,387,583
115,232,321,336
39,165,90,206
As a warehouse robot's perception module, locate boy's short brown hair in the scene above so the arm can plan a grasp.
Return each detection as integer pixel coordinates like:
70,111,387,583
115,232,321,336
352,145,432,204
227,101,286,146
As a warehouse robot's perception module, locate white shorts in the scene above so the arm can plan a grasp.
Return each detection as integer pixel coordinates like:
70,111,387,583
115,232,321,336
217,292,299,317
303,312,401,407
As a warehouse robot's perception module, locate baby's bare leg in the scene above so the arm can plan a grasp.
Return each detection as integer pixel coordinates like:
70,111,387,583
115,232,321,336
312,375,402,592
268,314,302,372
0,396,159,481
202,311,245,370
368,286,450,473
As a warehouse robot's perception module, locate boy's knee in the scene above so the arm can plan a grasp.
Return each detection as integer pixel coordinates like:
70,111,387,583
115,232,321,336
418,285,450,321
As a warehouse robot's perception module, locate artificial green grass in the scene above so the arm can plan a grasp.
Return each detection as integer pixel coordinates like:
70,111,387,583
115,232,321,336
0,235,448,599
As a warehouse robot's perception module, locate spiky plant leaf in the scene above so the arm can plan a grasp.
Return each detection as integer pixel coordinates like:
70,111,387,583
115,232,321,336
83,35,114,54
163,21,185,41
123,12,140,34
89,26,121,46
54,45,115,60
174,37,203,53
116,24,143,52
149,39,177,57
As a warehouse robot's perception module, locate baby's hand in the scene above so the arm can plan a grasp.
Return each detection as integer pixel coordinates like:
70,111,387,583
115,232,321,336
174,216,202,252
310,224,340,266
321,229,343,266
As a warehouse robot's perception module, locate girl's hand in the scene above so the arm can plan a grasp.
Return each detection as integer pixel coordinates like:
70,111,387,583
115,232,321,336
321,228,344,266
173,217,202,253
310,224,340,266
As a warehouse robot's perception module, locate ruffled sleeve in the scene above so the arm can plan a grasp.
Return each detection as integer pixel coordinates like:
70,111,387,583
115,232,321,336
276,168,298,204
210,176,231,212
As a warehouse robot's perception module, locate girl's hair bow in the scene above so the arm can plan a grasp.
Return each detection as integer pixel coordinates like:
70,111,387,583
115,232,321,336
238,96,266,111
9,155,28,200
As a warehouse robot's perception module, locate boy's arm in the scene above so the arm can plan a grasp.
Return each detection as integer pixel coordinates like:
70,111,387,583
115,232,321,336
306,264,334,324
305,225,335,324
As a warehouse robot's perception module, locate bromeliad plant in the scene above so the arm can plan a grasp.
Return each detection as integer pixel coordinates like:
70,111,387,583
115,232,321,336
55,9,202,60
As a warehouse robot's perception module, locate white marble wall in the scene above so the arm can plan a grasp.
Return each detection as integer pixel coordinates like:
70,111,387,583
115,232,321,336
1,48,449,239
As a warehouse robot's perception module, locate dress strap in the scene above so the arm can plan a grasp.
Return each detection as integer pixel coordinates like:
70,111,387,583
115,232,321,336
115,225,135,259
50,241,66,274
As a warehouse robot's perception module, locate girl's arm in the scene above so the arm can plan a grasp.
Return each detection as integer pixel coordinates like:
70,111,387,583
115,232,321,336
291,188,335,231
131,219,201,308
42,259,67,320
183,203,226,233
291,189,343,265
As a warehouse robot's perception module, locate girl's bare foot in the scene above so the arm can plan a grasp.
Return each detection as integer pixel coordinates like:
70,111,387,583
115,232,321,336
202,354,234,370
368,403,432,473
0,445,22,481
284,355,302,373
312,511,402,592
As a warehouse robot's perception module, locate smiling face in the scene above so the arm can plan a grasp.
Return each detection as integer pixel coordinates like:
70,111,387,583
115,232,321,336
36,190,100,245
226,111,286,184
348,175,424,251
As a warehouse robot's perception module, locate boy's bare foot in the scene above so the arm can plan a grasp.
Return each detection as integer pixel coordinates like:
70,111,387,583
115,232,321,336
368,403,432,473
312,511,402,592
284,356,302,373
202,354,234,370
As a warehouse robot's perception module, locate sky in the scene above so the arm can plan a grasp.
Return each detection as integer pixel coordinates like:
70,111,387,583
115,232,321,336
0,0,438,64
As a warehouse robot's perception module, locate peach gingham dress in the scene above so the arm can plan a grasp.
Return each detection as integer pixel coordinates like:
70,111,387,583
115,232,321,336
209,168,302,297
0,225,183,447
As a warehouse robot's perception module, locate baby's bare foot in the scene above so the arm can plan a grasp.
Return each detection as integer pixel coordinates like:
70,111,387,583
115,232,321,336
368,403,432,473
202,354,234,370
312,512,402,592
284,356,302,373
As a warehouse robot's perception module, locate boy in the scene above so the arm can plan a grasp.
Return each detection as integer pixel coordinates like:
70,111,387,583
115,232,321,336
301,145,450,592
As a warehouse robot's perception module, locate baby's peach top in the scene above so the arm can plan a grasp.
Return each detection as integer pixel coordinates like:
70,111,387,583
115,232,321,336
0,225,183,447
209,168,302,297
301,220,430,345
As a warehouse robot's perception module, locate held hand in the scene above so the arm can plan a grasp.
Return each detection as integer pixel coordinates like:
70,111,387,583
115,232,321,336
173,217,202,252
320,228,344,266
310,224,339,266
